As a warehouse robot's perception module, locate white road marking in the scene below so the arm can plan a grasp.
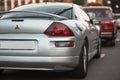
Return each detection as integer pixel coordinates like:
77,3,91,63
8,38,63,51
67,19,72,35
101,53,106,58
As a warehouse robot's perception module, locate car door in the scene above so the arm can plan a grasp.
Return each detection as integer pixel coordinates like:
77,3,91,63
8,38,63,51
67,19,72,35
89,21,98,52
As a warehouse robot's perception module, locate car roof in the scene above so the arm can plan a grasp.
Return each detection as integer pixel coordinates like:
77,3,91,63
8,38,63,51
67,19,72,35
83,6,112,11
11,2,75,11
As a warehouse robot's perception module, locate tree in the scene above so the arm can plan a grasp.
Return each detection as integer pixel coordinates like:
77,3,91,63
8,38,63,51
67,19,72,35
73,0,86,5
103,0,120,13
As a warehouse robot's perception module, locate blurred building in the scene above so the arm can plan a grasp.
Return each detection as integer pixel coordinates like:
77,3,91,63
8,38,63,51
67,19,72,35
87,0,102,4
0,0,119,13
0,0,72,12
96,0,102,4
0,0,44,11
87,0,96,3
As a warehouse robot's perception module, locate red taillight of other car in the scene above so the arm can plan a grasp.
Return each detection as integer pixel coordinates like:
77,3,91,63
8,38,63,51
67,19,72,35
44,22,74,36
101,22,115,32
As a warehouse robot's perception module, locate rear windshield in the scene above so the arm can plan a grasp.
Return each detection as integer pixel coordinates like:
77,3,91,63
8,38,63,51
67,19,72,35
84,8,113,19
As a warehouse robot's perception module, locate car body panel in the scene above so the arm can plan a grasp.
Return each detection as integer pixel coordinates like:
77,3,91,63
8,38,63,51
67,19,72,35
0,3,99,71
0,19,53,33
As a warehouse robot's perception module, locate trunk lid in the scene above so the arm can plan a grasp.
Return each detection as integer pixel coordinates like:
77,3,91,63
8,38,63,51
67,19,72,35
0,18,54,34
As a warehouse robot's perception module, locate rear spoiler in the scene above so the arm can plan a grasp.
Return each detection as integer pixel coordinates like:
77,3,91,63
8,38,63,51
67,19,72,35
0,11,68,20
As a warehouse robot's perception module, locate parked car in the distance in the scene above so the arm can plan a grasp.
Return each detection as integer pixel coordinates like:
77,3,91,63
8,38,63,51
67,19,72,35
114,13,120,29
83,6,117,46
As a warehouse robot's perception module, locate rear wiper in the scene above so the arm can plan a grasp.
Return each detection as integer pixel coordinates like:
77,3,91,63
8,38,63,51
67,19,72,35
55,7,73,15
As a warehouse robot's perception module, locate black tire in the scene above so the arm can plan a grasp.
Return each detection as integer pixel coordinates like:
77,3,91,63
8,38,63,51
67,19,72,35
0,69,4,74
94,38,101,58
110,39,115,46
69,41,88,78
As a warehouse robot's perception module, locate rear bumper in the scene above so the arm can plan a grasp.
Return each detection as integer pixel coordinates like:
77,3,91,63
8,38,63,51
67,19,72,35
0,56,79,71
0,34,82,71
101,32,115,38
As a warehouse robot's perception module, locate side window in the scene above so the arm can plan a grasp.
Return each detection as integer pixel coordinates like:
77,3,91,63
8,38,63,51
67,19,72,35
59,9,73,19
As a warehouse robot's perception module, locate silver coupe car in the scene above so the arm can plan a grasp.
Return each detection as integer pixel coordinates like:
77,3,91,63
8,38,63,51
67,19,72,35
0,2,101,78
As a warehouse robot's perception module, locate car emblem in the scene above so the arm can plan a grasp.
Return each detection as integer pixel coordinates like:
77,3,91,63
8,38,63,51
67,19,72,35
15,25,20,30
104,26,108,30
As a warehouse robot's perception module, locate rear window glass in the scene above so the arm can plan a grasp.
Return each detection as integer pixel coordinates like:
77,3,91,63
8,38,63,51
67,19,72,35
84,8,113,19
1,5,73,19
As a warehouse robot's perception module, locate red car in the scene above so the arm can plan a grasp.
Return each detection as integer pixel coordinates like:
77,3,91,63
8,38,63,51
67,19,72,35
83,6,117,46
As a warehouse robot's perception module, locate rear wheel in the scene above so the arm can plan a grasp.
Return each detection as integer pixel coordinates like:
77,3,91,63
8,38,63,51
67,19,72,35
69,41,88,78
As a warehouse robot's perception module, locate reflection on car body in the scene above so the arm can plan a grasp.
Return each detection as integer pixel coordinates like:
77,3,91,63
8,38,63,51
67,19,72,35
0,2,101,78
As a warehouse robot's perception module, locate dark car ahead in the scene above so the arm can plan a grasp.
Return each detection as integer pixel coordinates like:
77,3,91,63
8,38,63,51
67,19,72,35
83,6,117,46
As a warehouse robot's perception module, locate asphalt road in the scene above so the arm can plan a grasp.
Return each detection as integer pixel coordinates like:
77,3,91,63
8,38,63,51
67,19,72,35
0,30,120,80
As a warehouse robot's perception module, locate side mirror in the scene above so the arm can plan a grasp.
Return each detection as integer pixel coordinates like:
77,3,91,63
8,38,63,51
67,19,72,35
87,12,96,19
87,12,101,25
90,19,101,25
114,16,117,19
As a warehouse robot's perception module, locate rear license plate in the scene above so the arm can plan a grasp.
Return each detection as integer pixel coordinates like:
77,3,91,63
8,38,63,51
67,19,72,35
0,41,36,50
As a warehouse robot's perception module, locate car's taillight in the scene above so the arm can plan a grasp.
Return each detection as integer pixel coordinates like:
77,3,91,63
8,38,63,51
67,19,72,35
44,22,74,36
55,41,74,47
104,25,113,30
101,23,114,32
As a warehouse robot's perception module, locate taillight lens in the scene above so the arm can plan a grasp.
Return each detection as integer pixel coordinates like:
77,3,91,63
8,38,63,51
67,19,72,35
44,22,74,36
55,41,74,47
101,23,114,32
100,20,115,32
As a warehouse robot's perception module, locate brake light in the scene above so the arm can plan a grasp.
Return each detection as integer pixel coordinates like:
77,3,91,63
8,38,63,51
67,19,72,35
44,22,74,36
101,23,114,32
104,25,113,30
